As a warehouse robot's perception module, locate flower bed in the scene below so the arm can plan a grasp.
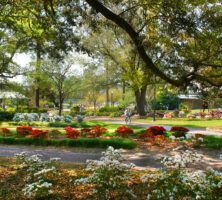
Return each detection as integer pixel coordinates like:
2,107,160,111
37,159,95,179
115,126,134,137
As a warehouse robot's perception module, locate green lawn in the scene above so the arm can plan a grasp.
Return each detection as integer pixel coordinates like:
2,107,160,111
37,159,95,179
134,118,222,128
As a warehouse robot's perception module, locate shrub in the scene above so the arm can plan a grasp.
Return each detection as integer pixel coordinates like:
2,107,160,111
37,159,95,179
99,106,119,112
75,146,136,199
40,113,50,122
16,126,33,137
92,126,108,137
76,115,85,123
0,128,12,136
15,107,47,113
80,128,92,137
0,111,15,121
199,111,207,118
64,126,79,139
48,129,61,139
179,103,188,111
95,111,110,116
139,130,154,141
53,115,63,122
146,126,166,136
63,115,73,123
115,126,134,137
173,110,179,117
170,126,189,138
109,111,123,118
70,105,80,113
150,135,167,146
16,152,59,198
28,129,48,139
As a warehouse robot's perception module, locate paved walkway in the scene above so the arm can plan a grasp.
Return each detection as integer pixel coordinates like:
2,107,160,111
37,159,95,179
87,117,222,137
0,145,164,169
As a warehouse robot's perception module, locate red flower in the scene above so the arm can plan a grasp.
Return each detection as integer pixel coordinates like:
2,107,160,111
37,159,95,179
0,128,12,136
150,135,166,146
115,126,134,137
16,126,33,137
146,126,166,136
28,129,48,139
170,127,189,132
91,126,108,137
64,126,79,139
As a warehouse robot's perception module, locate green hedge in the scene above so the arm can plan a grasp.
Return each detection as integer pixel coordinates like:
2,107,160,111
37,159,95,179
15,107,48,113
99,106,119,112
0,137,137,149
0,111,15,121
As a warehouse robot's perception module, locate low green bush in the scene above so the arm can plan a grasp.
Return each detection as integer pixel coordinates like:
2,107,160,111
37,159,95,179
203,135,222,149
95,111,110,116
99,106,119,112
15,107,47,113
0,111,15,121
0,137,137,149
109,111,123,118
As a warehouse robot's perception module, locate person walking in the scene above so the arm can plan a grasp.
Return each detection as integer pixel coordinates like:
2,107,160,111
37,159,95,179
202,102,206,112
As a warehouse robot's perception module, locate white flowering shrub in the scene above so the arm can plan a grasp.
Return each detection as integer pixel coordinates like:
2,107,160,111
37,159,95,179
53,115,63,122
13,113,40,122
15,152,60,198
63,115,73,123
75,146,136,199
76,115,84,123
40,113,50,122
141,147,222,200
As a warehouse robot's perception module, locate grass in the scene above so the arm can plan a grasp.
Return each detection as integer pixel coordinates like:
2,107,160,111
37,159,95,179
134,117,222,128
203,135,222,149
0,136,137,149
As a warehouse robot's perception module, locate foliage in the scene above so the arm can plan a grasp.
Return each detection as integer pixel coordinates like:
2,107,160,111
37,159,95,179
16,152,59,198
16,126,33,137
110,111,123,118
0,111,15,121
64,126,80,139
99,106,119,112
28,129,48,139
115,126,134,137
155,92,179,110
0,137,137,149
170,127,190,138
15,107,47,113
150,135,167,146
48,129,62,139
75,146,136,199
0,128,12,136
179,103,189,111
76,115,85,123
79,128,92,138
63,115,73,123
146,126,166,136
70,105,80,113
91,126,108,137
173,110,179,117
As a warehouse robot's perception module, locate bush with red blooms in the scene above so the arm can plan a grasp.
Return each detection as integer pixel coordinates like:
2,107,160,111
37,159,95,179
150,135,167,146
80,128,92,137
139,130,154,141
91,126,108,137
0,128,12,136
170,126,189,138
16,126,33,137
146,126,166,136
64,126,79,139
27,129,48,139
194,133,206,139
115,126,134,137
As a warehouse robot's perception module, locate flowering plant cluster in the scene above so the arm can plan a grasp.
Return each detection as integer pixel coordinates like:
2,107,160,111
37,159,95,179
76,115,85,123
64,126,79,139
13,113,40,122
146,126,166,136
80,128,92,137
75,146,136,199
150,135,167,146
163,112,173,119
141,146,222,200
15,152,60,198
28,129,48,139
170,126,189,138
16,126,33,137
115,126,134,137
139,130,154,141
91,126,108,137
173,110,179,117
48,129,61,139
0,128,12,136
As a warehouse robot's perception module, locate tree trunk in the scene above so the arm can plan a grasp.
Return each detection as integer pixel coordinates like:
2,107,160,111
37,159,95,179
35,43,41,108
135,85,147,116
106,87,109,106
59,96,63,116
94,100,97,110
122,81,126,100
153,85,156,121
